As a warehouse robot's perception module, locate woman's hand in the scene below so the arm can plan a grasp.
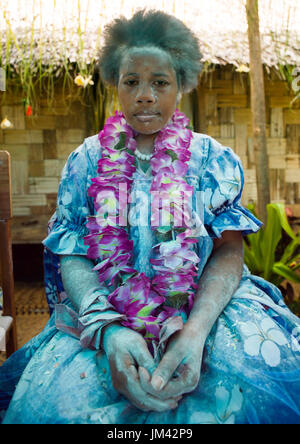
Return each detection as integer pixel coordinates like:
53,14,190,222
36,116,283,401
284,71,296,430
138,231,243,401
139,323,204,400
102,323,181,412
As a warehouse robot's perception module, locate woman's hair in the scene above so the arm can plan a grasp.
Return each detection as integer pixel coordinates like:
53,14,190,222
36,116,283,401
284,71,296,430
98,9,203,93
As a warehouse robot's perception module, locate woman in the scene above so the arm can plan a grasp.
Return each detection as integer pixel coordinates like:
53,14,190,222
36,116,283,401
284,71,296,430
1,10,300,424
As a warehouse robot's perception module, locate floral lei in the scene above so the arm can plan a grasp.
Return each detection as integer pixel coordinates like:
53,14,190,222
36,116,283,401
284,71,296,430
84,110,201,352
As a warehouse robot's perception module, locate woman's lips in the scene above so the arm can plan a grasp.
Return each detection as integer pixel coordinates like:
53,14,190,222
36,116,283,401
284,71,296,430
134,114,159,123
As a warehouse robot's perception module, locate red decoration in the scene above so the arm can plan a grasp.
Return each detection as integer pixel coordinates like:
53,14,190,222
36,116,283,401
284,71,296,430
26,105,33,117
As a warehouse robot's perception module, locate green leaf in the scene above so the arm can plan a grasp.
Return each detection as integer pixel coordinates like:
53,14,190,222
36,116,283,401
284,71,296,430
239,203,300,286
243,240,260,273
165,149,178,161
246,231,264,271
247,202,258,219
269,203,297,240
290,261,300,272
156,226,172,234
165,292,189,309
113,132,127,150
260,204,282,280
137,305,155,317
280,236,300,264
272,262,300,284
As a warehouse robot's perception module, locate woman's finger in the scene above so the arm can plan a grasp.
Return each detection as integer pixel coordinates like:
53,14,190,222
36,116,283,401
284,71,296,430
139,367,183,402
124,365,179,412
162,363,200,397
131,342,157,375
150,350,182,391
142,360,200,399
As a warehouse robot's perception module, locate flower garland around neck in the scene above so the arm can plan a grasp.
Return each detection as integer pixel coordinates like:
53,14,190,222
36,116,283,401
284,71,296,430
83,110,201,353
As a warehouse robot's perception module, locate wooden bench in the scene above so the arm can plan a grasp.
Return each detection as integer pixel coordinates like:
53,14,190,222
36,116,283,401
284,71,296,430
0,150,17,357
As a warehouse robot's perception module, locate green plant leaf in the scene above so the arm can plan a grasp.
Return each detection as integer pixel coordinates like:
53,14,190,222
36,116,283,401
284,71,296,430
243,240,260,273
259,204,282,280
165,149,178,161
272,262,300,284
244,203,300,286
247,202,258,219
270,203,298,240
280,236,300,264
156,226,172,234
113,132,127,150
137,305,155,317
246,231,264,271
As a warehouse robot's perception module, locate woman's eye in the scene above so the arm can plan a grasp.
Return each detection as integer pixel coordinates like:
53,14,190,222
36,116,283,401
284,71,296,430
153,80,169,87
125,79,138,86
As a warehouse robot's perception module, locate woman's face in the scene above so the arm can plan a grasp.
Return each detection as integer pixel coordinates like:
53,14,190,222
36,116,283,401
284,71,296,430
117,48,180,138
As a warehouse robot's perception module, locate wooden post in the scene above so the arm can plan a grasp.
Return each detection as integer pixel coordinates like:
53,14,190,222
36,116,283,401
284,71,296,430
246,0,270,224
0,151,18,356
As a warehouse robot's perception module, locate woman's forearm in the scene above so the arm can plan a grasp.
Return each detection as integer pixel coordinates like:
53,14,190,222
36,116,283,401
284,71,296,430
60,255,109,310
185,233,244,343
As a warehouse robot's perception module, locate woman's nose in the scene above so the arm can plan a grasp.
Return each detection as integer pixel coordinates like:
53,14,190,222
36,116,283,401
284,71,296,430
136,84,156,103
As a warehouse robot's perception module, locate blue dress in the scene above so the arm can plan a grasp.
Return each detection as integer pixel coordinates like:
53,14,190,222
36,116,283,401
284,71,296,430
1,132,300,424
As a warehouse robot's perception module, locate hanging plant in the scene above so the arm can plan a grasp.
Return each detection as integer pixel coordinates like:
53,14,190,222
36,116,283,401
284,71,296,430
22,98,33,117
0,1,102,127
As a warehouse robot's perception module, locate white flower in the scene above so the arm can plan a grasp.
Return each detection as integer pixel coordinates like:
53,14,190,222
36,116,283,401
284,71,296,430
219,164,241,197
236,64,250,73
190,384,243,424
74,74,94,88
291,326,300,352
240,318,288,367
0,117,13,129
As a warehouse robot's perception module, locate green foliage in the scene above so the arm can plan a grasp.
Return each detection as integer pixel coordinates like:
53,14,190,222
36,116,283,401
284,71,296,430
244,203,300,287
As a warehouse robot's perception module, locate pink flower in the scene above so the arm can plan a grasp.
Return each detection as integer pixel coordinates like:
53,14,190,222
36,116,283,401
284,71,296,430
93,252,135,285
109,274,162,311
108,274,166,339
151,170,193,194
151,272,197,296
150,151,173,172
99,111,137,151
123,314,162,342
97,157,136,177
160,145,191,162
93,187,118,213
85,109,201,349
172,109,190,127
156,126,192,150
84,226,132,259
102,146,136,164
159,240,199,262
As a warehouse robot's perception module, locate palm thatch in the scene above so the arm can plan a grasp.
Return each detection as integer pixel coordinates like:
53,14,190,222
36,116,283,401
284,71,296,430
0,0,299,75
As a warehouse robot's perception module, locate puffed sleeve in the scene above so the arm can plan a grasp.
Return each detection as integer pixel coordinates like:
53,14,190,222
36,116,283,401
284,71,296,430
202,138,262,238
43,140,96,255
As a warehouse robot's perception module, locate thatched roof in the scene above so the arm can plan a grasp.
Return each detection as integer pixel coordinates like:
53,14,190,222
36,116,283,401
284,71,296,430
1,0,299,75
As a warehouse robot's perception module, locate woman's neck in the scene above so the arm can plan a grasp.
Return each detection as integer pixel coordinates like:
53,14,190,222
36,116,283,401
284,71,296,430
135,133,156,155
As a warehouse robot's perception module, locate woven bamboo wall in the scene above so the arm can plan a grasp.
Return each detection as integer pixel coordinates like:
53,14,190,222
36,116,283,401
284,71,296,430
0,67,300,244
196,66,300,209
0,90,91,243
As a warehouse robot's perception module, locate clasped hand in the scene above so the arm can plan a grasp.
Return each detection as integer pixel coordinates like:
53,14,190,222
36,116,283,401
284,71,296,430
102,323,203,412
